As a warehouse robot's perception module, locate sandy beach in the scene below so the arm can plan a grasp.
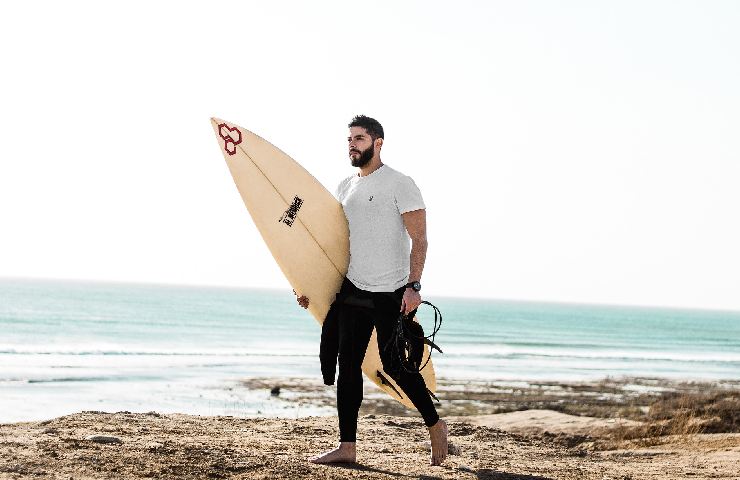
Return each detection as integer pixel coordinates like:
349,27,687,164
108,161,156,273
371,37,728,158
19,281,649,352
1,377,738,479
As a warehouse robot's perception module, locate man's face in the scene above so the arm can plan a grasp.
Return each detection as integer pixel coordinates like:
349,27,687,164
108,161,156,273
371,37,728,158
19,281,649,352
348,126,375,168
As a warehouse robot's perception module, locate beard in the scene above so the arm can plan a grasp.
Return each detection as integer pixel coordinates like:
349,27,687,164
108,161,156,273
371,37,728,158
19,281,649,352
350,142,374,168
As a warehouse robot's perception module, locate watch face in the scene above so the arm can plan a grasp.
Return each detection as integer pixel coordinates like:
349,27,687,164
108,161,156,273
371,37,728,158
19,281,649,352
412,282,421,291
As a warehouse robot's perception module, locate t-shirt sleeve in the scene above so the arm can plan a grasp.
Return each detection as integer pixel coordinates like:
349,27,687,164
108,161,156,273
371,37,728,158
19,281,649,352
394,175,426,214
335,178,347,202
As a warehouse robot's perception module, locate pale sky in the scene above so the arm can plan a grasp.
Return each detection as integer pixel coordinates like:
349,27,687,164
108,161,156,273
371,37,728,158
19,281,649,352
1,1,739,311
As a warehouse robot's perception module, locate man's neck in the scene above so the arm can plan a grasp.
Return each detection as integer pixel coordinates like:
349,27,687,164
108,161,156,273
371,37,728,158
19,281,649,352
358,159,383,177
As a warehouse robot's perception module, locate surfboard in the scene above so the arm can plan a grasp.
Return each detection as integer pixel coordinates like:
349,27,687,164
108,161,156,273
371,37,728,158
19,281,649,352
210,117,436,408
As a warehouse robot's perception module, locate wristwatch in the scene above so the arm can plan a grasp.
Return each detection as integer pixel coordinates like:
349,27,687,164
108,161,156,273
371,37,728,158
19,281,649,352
405,281,421,292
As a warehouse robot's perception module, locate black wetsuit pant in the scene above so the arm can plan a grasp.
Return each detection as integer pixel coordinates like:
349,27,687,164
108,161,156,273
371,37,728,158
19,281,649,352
336,278,439,442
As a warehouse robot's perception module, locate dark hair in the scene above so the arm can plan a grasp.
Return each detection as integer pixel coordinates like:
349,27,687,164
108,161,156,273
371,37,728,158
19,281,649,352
348,115,384,140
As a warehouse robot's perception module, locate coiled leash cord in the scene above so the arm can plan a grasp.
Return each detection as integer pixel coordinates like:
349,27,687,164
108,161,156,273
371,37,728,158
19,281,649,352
385,300,443,376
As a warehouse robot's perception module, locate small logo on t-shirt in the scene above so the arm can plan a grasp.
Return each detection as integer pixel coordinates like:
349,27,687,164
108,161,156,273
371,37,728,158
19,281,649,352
279,196,303,227
369,195,374,201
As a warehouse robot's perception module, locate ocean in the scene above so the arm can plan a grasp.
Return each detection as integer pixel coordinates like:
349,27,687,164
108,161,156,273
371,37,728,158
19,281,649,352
1,279,738,423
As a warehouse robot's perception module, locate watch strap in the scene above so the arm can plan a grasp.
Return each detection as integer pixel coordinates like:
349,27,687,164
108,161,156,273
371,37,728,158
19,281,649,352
405,281,422,292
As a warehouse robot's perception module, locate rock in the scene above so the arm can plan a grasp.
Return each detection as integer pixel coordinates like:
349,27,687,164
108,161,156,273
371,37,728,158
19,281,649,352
421,440,461,455
146,441,163,451
448,442,462,455
270,386,281,396
85,435,122,444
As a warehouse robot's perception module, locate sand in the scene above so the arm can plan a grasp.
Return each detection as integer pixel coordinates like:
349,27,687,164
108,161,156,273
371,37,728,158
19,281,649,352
2,376,739,479
1,411,738,479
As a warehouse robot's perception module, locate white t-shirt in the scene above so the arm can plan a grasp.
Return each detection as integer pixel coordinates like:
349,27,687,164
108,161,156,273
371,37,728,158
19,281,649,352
335,164,426,292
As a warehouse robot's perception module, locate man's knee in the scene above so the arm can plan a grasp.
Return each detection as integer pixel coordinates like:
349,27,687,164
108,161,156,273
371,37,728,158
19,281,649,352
337,361,362,381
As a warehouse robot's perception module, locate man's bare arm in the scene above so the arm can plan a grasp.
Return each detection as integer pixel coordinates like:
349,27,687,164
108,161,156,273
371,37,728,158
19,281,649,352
401,209,427,314
403,208,428,282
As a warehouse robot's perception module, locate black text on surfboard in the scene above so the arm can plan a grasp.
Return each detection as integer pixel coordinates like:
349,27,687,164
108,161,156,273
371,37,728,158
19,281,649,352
279,196,304,227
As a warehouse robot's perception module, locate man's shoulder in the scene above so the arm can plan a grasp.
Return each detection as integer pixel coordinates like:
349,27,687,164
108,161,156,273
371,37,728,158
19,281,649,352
335,174,355,200
382,165,420,190
380,165,416,185
336,174,355,190
381,164,406,178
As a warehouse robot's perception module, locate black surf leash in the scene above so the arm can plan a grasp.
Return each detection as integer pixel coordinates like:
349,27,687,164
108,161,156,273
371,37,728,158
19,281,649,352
385,300,443,377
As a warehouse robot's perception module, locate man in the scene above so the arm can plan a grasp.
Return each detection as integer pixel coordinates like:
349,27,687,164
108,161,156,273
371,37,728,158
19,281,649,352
295,115,448,466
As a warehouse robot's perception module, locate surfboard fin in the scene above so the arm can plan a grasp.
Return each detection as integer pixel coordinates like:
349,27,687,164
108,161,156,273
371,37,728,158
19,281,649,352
427,388,440,404
376,370,404,399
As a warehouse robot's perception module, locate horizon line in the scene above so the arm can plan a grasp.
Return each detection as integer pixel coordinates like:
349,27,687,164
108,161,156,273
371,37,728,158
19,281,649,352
2,275,739,315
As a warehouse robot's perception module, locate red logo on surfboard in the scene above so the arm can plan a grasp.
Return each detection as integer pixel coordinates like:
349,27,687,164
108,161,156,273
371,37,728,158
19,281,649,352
218,123,242,156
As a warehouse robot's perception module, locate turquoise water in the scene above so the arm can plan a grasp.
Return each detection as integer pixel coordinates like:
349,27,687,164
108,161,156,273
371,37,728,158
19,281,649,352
1,279,738,422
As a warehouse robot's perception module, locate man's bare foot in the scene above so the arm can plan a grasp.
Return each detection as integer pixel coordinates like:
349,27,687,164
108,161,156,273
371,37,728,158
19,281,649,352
309,442,356,464
428,419,448,466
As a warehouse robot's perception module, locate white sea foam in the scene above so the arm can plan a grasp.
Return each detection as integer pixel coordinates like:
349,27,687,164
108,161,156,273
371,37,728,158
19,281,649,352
440,344,740,363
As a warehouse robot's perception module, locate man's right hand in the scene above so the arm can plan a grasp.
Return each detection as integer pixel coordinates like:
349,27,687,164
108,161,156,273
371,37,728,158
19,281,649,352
293,289,309,309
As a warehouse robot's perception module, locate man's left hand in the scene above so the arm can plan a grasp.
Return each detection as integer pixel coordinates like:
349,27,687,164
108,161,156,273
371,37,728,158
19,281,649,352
401,288,422,316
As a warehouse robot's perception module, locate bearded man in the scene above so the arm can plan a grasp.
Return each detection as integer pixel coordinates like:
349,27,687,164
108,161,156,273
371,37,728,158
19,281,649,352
296,115,448,466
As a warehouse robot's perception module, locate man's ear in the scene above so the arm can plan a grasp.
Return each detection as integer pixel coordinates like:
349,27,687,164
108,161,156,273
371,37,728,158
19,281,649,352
376,137,383,149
